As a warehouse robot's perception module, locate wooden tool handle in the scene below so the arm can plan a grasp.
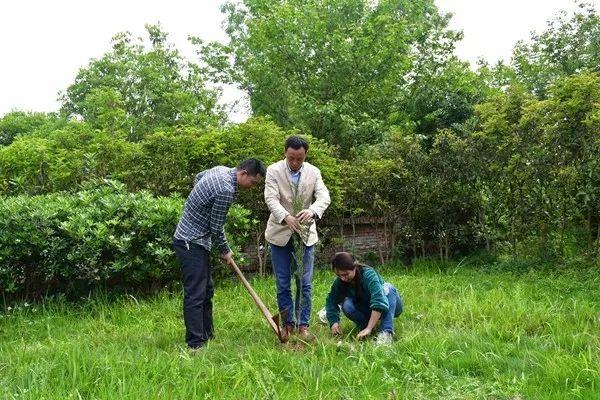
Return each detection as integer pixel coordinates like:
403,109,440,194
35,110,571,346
230,260,280,335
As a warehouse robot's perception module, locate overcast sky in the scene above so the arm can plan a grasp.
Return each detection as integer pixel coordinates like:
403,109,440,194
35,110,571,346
0,0,594,120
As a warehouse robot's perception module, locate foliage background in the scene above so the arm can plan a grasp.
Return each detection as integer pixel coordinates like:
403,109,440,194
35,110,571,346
1,1,599,298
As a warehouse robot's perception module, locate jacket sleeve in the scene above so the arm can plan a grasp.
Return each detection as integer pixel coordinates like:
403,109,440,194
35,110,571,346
325,279,342,327
364,269,389,313
194,170,207,186
264,166,289,223
210,190,233,255
309,168,331,219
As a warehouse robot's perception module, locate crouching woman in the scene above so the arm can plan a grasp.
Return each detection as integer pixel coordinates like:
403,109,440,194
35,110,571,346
325,252,403,344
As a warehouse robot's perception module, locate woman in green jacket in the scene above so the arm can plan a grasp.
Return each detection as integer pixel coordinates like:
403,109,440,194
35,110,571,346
325,252,403,344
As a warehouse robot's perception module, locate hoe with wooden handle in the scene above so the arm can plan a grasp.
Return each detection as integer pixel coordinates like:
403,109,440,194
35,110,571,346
230,260,288,343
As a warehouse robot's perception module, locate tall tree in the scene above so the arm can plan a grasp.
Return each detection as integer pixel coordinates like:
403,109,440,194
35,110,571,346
468,72,600,259
511,2,599,97
61,24,225,141
200,0,474,155
0,111,66,146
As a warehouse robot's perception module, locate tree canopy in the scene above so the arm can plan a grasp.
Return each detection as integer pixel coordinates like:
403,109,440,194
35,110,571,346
60,24,226,141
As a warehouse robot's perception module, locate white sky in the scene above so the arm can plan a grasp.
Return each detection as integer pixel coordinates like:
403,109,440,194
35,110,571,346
0,0,595,120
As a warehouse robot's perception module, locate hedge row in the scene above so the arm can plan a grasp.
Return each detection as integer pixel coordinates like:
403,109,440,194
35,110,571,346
0,181,253,298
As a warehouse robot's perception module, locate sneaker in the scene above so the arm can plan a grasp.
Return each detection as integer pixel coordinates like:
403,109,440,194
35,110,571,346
375,331,393,346
318,306,341,324
317,307,328,324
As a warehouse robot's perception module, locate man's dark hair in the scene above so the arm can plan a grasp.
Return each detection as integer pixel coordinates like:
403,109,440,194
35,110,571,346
238,158,266,177
284,135,309,152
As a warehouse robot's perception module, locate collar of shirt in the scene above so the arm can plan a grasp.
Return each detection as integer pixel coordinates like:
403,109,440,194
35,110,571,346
229,168,239,197
285,161,304,176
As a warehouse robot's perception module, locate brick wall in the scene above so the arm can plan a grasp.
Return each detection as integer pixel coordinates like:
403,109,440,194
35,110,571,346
242,217,394,271
318,219,391,262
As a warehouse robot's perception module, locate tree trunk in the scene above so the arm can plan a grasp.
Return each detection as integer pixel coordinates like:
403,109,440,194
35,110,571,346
376,221,385,265
393,224,397,262
444,235,449,261
508,182,516,257
339,217,345,251
255,226,265,276
559,188,566,258
351,215,356,250
480,207,490,253
383,218,389,263
587,207,593,249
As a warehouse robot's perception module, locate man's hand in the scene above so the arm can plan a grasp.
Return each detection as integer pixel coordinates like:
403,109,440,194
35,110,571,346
296,209,315,224
331,323,342,336
284,215,301,234
356,327,373,340
220,251,234,267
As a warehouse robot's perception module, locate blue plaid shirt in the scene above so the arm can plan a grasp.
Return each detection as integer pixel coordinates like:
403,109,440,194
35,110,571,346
174,166,238,254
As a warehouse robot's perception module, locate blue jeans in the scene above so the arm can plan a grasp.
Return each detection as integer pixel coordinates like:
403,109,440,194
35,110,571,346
341,283,403,334
270,239,315,327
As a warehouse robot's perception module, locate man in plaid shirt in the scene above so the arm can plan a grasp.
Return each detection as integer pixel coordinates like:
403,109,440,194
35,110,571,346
173,158,266,350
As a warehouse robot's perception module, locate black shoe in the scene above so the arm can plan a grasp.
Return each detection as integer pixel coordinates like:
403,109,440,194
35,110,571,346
188,342,206,351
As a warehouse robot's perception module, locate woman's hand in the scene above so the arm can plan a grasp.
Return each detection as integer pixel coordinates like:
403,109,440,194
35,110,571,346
356,327,373,340
356,310,381,340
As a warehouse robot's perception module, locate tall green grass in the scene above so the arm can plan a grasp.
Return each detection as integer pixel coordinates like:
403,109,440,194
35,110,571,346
1,263,598,399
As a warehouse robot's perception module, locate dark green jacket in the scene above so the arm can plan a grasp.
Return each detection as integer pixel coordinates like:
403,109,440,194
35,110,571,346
325,266,388,326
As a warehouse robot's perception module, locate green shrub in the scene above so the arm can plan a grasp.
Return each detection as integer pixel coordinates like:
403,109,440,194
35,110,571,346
0,111,67,147
0,118,344,216
0,123,140,195
0,181,254,299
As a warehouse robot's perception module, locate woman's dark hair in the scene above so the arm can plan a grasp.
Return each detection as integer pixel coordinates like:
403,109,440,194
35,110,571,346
284,135,309,152
331,252,359,271
332,252,363,301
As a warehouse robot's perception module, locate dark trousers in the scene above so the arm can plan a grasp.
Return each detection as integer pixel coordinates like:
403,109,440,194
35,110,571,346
173,239,214,348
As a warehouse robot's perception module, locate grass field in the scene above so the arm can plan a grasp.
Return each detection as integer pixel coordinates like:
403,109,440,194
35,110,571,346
1,262,599,399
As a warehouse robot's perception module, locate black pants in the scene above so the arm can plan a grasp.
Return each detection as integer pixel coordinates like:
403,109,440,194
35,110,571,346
173,239,214,348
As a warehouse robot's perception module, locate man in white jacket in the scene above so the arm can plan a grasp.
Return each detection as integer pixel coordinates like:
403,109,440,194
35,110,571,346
264,135,331,339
